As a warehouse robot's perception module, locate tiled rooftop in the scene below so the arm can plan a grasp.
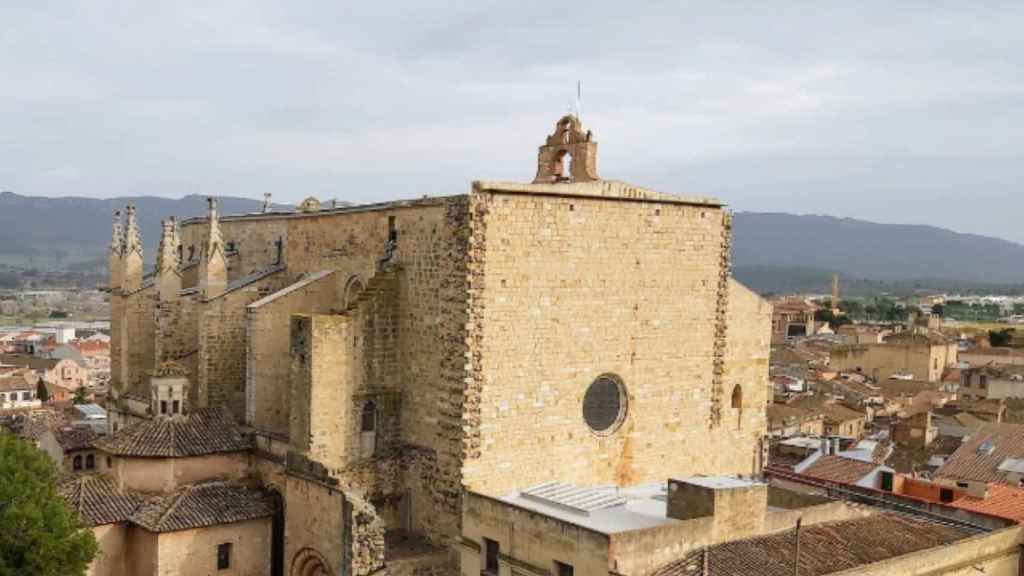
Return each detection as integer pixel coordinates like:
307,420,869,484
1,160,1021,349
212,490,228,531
800,455,878,485
131,482,273,533
651,514,969,576
95,407,251,458
935,423,1024,486
56,426,97,451
58,474,143,527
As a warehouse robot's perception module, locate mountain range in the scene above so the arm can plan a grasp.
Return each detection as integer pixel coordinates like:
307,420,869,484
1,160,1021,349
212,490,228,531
2,191,1022,295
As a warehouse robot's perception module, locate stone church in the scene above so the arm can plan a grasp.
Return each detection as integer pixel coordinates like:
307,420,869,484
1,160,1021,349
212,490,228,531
93,116,774,575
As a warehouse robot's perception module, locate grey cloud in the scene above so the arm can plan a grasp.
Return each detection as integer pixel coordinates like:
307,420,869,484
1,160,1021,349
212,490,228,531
1,1,1022,241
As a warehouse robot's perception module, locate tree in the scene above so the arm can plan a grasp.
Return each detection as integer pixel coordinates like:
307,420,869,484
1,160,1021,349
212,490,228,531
0,432,97,575
71,387,87,405
35,379,49,403
990,329,1016,348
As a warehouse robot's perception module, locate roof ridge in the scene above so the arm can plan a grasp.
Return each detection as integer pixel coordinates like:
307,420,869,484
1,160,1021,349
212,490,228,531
154,486,191,531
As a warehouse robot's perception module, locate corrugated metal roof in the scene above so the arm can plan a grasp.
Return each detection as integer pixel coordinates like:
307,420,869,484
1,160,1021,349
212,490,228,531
519,481,627,516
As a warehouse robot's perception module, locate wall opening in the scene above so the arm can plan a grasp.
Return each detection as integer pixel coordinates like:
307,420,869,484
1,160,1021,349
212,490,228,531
731,385,743,430
583,374,627,435
360,401,377,458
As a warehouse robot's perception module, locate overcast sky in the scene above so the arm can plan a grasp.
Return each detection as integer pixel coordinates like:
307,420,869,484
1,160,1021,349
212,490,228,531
3,2,1023,241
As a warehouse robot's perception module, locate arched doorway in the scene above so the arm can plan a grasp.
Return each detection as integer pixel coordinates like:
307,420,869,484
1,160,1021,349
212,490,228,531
268,490,285,576
290,548,332,576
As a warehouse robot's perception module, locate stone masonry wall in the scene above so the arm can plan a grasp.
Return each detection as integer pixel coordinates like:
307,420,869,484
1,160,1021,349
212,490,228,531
462,181,766,495
123,287,156,393
180,217,287,286
197,271,287,420
247,271,340,435
720,279,772,473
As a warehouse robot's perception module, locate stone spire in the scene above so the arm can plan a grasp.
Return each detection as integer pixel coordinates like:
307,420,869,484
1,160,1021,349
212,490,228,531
199,197,227,299
108,210,124,292
121,205,144,292
156,217,182,301
533,114,599,184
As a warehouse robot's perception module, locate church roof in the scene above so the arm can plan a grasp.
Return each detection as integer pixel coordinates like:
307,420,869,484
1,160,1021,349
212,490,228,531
58,474,143,527
94,407,250,458
131,482,272,533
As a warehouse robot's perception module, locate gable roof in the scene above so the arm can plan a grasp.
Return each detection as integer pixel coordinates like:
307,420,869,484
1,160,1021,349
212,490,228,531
130,482,272,533
651,514,968,576
0,354,60,372
94,407,250,458
56,427,98,451
935,423,1024,485
0,371,35,392
58,474,143,527
800,455,878,485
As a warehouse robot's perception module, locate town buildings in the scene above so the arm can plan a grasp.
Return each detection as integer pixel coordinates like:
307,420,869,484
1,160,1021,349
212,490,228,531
829,329,958,382
0,369,40,410
50,115,1024,575
770,299,817,342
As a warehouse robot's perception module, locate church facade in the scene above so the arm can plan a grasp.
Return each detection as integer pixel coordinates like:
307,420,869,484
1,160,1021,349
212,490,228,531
100,116,772,575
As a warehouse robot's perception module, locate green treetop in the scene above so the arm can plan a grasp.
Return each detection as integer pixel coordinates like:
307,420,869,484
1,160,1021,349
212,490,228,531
0,432,97,576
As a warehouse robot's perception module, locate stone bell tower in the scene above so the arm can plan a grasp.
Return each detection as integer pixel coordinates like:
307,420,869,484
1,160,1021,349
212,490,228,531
533,114,599,184
150,361,191,419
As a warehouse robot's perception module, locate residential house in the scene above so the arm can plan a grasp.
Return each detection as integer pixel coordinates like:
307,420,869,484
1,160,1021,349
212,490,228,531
767,404,824,438
789,397,867,439
836,324,892,345
0,353,88,391
934,423,1024,487
961,347,1024,368
891,410,937,448
37,426,103,473
960,364,1024,400
0,370,40,411
829,329,958,383
771,299,817,342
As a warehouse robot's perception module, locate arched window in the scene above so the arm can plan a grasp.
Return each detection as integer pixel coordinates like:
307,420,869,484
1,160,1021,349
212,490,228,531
343,276,365,309
554,150,573,181
360,401,377,458
73,455,82,471
731,385,743,430
85,454,95,470
361,401,377,433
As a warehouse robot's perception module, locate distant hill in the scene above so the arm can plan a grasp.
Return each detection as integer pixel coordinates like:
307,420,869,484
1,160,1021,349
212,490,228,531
0,191,272,270
732,212,1024,285
1,192,1022,295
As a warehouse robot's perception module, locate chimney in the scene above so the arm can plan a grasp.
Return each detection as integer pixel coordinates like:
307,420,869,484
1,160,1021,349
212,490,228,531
199,198,227,300
121,205,143,292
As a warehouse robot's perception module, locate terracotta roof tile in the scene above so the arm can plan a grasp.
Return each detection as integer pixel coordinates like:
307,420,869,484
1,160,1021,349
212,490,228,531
131,482,272,533
94,407,250,458
58,474,143,527
651,514,968,576
800,455,878,485
935,423,1024,485
951,484,1024,523
56,427,97,451
0,370,35,392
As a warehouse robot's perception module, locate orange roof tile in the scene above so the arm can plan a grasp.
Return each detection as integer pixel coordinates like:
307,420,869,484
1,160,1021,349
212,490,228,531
951,484,1024,523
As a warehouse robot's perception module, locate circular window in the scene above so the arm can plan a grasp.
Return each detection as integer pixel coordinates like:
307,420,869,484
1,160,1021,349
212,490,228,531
583,374,627,434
